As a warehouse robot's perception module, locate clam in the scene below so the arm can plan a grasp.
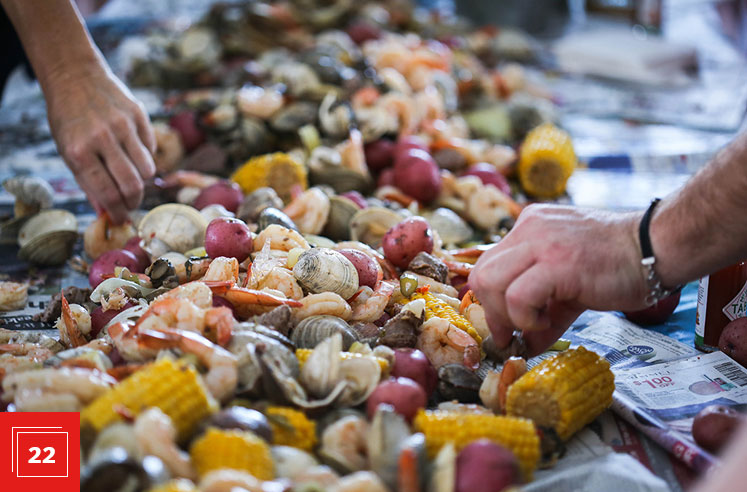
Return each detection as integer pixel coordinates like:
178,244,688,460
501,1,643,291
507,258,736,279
308,146,373,194
271,62,321,98
203,407,273,443
258,207,298,232
368,405,411,490
17,209,77,266
237,187,284,224
424,207,473,246
234,321,295,350
292,315,359,350
319,92,353,139
350,207,405,248
322,195,361,241
90,278,153,303
138,204,208,257
176,26,221,69
272,446,319,480
229,330,298,395
292,248,359,300
4,175,54,218
249,305,295,336
199,204,235,222
350,322,381,346
81,447,168,492
336,355,381,407
45,347,112,372
301,333,343,398
303,234,336,249
270,102,317,133
436,363,483,403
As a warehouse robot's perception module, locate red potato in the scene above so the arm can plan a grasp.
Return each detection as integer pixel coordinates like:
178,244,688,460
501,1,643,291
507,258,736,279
193,181,245,213
90,301,136,338
623,290,681,326
364,138,396,173
392,348,438,397
382,217,434,269
462,162,512,196
205,217,254,262
338,249,380,289
366,377,427,422
719,317,747,366
395,135,429,156
123,236,151,272
346,21,382,45
692,405,745,454
377,168,396,188
169,110,205,152
456,440,522,492
340,191,367,209
393,149,442,203
89,249,142,288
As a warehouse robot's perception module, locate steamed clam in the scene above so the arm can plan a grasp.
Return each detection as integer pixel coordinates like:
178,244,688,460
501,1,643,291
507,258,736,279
424,207,473,246
137,204,208,257
292,315,359,350
322,195,361,241
293,248,359,299
17,209,77,266
350,207,405,248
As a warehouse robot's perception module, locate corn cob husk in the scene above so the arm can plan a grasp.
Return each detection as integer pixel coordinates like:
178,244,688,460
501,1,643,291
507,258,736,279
190,428,274,479
81,358,217,439
414,409,540,479
506,346,614,441
147,479,197,492
265,406,317,451
410,291,482,345
518,123,576,199
231,152,307,202
295,348,390,373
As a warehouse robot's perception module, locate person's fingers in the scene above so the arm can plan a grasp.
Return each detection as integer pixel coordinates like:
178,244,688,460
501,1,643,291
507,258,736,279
97,129,144,211
522,300,584,357
504,264,555,332
132,102,156,154
71,152,129,224
123,128,156,180
483,295,514,348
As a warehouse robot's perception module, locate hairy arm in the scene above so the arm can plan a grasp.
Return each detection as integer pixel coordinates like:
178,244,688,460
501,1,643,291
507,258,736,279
1,0,155,223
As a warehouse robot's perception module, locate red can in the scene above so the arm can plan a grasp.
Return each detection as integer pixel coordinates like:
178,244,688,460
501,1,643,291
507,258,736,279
695,261,747,351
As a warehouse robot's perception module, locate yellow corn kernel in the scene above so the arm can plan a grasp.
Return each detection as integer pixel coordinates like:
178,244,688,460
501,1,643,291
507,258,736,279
506,346,614,441
414,409,540,480
190,428,274,479
518,123,576,199
410,291,482,345
81,358,217,440
265,406,317,451
231,152,307,203
295,348,390,373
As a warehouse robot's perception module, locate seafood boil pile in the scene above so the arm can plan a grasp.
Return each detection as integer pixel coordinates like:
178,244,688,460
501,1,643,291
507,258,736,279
0,2,617,492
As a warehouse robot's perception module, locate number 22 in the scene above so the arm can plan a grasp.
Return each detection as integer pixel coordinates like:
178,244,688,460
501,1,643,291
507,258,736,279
28,446,55,463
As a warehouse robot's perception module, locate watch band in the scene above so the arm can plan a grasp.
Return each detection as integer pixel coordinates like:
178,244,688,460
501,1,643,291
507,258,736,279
639,198,680,305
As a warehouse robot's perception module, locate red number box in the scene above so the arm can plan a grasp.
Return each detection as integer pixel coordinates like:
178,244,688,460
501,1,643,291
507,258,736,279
0,412,79,492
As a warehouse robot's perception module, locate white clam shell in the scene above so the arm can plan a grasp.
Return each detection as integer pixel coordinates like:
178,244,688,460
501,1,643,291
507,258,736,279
292,248,359,300
138,204,207,255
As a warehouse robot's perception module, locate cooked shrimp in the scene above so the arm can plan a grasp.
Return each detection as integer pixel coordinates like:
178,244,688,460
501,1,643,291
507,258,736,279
466,185,517,230
320,415,370,472
134,408,196,480
479,370,501,413
2,367,115,410
294,292,352,321
0,343,53,358
236,85,284,119
293,465,341,489
135,297,234,347
202,256,240,284
378,92,418,136
153,123,184,174
108,322,159,362
84,214,136,260
331,471,389,492
157,281,213,309
414,87,446,122
336,129,370,177
0,281,28,311
138,328,238,401
283,188,331,235
101,286,130,312
161,170,219,189
350,281,396,323
254,224,310,252
462,303,489,341
257,268,304,300
498,357,527,413
199,469,264,492
416,317,480,369
56,296,90,348
173,256,213,284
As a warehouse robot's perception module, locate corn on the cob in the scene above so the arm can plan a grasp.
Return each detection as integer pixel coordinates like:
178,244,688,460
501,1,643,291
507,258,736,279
147,479,197,492
410,291,482,345
518,123,576,199
295,348,390,373
81,358,217,439
231,152,307,202
190,428,274,479
506,346,614,441
265,406,317,451
414,409,540,479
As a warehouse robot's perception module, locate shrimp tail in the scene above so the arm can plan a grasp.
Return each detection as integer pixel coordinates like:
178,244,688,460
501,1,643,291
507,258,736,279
61,292,87,348
204,307,235,347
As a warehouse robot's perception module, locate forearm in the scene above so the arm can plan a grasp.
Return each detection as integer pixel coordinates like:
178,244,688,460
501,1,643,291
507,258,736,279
651,131,747,286
0,0,106,93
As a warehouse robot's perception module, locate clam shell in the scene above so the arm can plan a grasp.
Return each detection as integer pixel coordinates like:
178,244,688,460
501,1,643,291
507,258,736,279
270,102,317,133
90,278,153,303
436,363,482,403
17,210,77,266
258,207,298,232
292,248,359,299
292,315,359,350
303,234,336,249
238,187,284,223
350,207,404,248
322,196,360,241
309,166,373,195
424,208,473,246
138,204,207,255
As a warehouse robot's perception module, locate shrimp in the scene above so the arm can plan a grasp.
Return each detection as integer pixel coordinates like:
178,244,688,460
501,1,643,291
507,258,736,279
294,293,352,321
497,357,527,413
0,343,53,358
336,129,370,178
199,469,265,492
462,303,490,341
101,286,130,312
217,285,302,319
378,92,418,136
83,214,136,260
331,471,389,492
236,85,284,119
0,281,28,311
135,297,234,347
416,317,480,369
134,408,196,480
414,87,446,122
202,256,240,284
320,415,370,472
161,170,219,190
56,295,90,348
108,322,158,362
283,188,331,235
2,367,115,410
254,224,310,252
479,370,501,413
173,256,213,284
153,123,184,174
293,466,341,489
466,185,521,230
157,281,213,309
257,268,304,300
350,281,396,323
138,328,238,402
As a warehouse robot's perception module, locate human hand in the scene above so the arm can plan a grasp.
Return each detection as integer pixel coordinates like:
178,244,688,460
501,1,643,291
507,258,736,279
468,204,649,356
46,62,156,224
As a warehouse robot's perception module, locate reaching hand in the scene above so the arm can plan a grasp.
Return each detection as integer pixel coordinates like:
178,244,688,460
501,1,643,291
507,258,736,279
46,63,156,224
468,204,649,356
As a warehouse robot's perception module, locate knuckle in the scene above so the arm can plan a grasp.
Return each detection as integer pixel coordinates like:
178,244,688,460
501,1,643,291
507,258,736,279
63,142,88,164
111,114,130,134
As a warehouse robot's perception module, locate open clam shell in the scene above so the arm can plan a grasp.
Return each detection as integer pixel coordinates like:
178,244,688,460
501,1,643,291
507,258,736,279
350,207,405,248
17,209,78,266
322,195,361,241
424,208,473,246
309,166,373,195
292,248,359,299
138,204,208,256
292,315,359,350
